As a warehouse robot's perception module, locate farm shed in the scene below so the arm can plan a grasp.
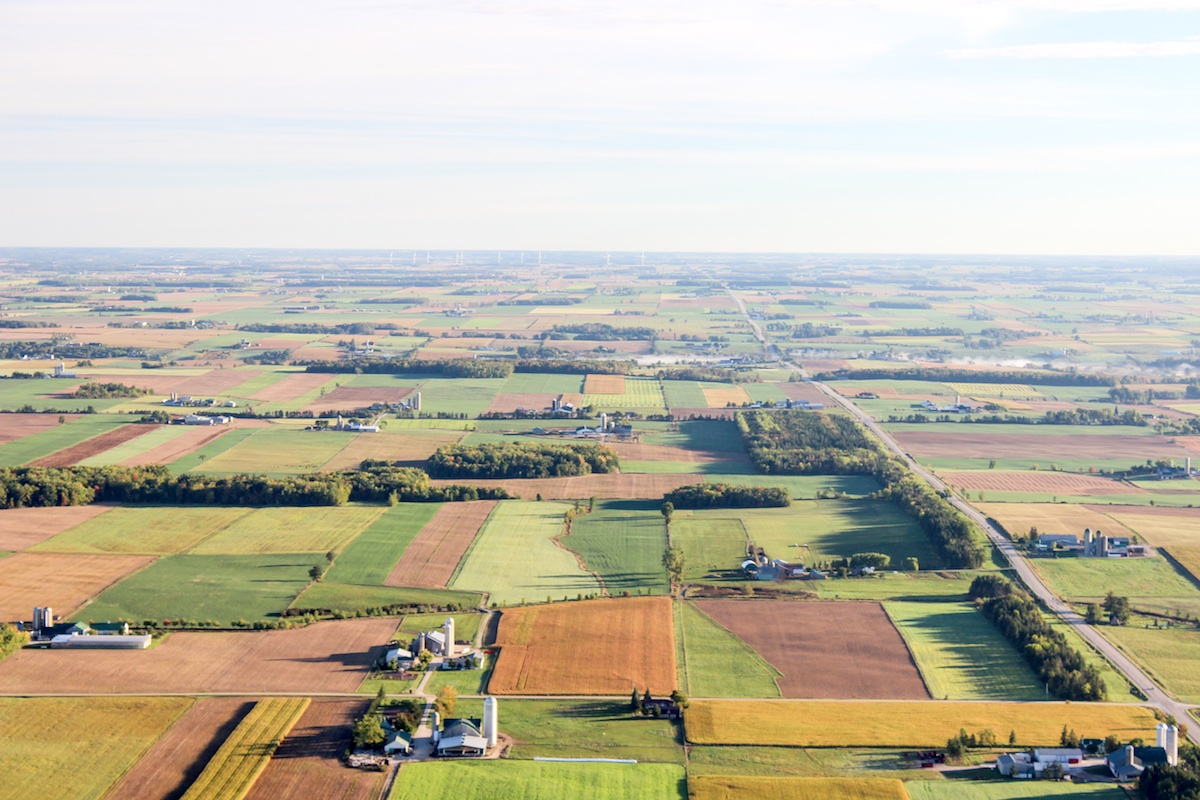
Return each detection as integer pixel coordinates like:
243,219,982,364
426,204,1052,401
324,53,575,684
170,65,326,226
50,634,152,649
437,718,487,757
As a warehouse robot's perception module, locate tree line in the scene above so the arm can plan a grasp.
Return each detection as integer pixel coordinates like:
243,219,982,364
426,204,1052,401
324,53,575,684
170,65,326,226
424,442,619,479
0,464,508,509
969,575,1107,701
662,483,790,509
811,366,1116,387
737,409,985,569
70,382,152,399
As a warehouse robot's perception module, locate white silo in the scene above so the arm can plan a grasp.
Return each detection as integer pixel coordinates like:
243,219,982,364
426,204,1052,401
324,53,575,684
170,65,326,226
413,392,422,411
431,710,441,745
43,606,52,629
443,617,456,657
483,696,498,748
1158,723,1179,766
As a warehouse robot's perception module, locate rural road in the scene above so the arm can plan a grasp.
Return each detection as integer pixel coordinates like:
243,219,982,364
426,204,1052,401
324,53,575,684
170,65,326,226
724,282,1200,742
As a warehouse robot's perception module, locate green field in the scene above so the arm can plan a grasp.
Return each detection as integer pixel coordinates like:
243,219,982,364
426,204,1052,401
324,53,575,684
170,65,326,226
0,414,132,466
450,500,601,605
290,582,482,614
676,601,782,698
168,426,259,474
0,696,193,800
699,473,882,500
192,428,352,474
426,653,495,695
390,760,686,800
815,572,974,601
642,420,748,453
31,506,253,555
415,377,508,416
190,505,385,555
324,503,441,584
501,372,585,394
670,516,747,583
686,746,938,780
480,698,684,762
884,602,1044,700
393,612,484,644
79,553,321,623
1031,556,1200,617
1101,624,1200,703
583,376,669,412
906,780,1128,799
564,500,670,595
75,423,198,466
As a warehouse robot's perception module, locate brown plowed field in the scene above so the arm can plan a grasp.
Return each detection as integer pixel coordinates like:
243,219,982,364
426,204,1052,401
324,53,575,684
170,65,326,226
485,393,557,414
120,426,232,467
894,431,1195,463
0,552,153,620
244,698,383,800
321,431,463,471
0,618,396,694
584,374,626,394
171,367,266,396
30,423,157,467
385,500,497,589
105,697,254,800
0,413,81,444
489,597,677,695
938,471,1140,496
249,372,334,402
693,600,929,699
305,384,415,411
0,505,112,551
430,472,703,500
780,383,830,404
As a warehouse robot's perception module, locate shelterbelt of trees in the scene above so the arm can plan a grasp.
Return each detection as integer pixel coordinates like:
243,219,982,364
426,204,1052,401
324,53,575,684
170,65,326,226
423,442,619,479
812,366,1117,387
662,482,790,509
0,464,509,509
738,409,985,569
969,575,1107,702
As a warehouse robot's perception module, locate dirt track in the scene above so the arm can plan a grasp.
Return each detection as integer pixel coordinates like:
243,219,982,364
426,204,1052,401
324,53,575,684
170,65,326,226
693,600,929,699
385,500,497,589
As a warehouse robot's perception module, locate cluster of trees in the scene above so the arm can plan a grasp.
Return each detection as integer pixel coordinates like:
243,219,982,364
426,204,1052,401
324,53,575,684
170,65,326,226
662,483,790,509
240,321,382,335
868,300,932,309
0,320,57,328
863,326,963,337
0,342,148,360
70,382,152,399
1141,743,1200,800
301,358,514,379
425,442,619,479
737,410,985,569
0,624,28,662
811,366,1116,387
971,576,1107,701
548,323,656,340
0,464,509,509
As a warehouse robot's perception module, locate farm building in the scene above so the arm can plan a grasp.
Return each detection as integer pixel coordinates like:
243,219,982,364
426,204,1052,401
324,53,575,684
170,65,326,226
435,697,498,757
1107,745,1170,781
50,633,152,649
412,618,457,658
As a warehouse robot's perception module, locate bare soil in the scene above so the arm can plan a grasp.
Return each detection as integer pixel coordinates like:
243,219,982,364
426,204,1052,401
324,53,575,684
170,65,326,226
0,413,82,444
939,471,1141,496
693,599,930,699
105,697,254,800
248,372,334,402
30,423,158,467
0,505,113,551
244,698,383,800
386,500,497,589
305,385,415,411
484,393,558,414
120,426,232,467
894,431,1195,463
0,618,397,694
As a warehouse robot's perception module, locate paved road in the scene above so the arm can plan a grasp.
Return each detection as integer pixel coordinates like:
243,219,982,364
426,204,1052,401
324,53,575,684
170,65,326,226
724,282,1199,741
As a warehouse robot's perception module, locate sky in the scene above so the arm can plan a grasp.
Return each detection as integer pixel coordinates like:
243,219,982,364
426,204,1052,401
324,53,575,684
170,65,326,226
1,0,1199,254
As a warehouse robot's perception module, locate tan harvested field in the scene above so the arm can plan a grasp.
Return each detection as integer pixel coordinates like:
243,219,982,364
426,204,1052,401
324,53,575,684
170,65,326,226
243,698,383,800
484,393,558,414
0,552,153,620
321,431,463,471
170,367,270,397
105,697,255,800
702,386,752,407
490,597,677,695
120,425,233,467
939,471,1140,496
0,505,113,551
386,500,497,589
584,373,626,394
1093,505,1200,547
305,384,415,411
248,372,333,402
430,472,703,500
607,441,746,463
29,423,157,467
0,618,396,694
895,430,1194,463
779,383,830,405
976,502,1136,541
694,600,929,699
0,413,82,444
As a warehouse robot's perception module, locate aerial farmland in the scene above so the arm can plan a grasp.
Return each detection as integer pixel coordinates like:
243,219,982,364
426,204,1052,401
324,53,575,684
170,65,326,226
2,250,1200,800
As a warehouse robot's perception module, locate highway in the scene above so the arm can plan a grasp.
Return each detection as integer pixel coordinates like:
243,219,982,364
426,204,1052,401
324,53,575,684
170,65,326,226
724,282,1199,742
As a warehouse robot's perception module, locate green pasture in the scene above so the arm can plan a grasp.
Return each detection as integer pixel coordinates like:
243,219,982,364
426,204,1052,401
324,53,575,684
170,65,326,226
500,372,585,394
564,500,670,595
0,414,132,466
640,420,747,453
670,516,747,583
675,601,782,698
450,500,601,605
1030,556,1200,616
324,503,441,584
390,761,686,800
727,499,942,569
31,506,253,555
742,383,789,404
661,380,708,408
815,572,974,601
414,378,507,417
700,473,881,499
686,746,938,780
190,505,385,555
622,460,756,475
393,612,484,644
906,780,1128,800
249,374,345,415
290,581,481,614
583,377,668,413
190,428,353,475
426,653,494,696
78,553,321,623
167,426,258,474
884,602,1043,700
0,380,126,412
1101,624,1200,704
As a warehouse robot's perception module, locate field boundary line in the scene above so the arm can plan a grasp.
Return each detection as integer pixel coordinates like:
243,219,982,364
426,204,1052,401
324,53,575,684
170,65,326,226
445,501,501,588
686,600,784,692
554,511,609,598
178,507,258,556
95,696,198,800
1156,547,1200,593
880,601,936,700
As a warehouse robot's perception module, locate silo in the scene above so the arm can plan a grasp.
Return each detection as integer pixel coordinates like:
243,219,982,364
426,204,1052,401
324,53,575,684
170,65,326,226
483,696,498,748
1165,725,1179,766
431,710,441,745
32,607,43,632
413,392,422,411
443,617,456,657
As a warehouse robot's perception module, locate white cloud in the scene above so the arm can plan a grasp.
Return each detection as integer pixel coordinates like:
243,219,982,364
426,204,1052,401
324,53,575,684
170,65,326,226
949,38,1200,58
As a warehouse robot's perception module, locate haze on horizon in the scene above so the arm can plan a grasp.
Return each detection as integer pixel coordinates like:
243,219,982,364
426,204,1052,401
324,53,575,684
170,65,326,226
2,0,1198,256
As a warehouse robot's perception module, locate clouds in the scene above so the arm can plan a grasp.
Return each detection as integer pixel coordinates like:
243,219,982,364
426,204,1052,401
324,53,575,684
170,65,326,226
950,38,1200,58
